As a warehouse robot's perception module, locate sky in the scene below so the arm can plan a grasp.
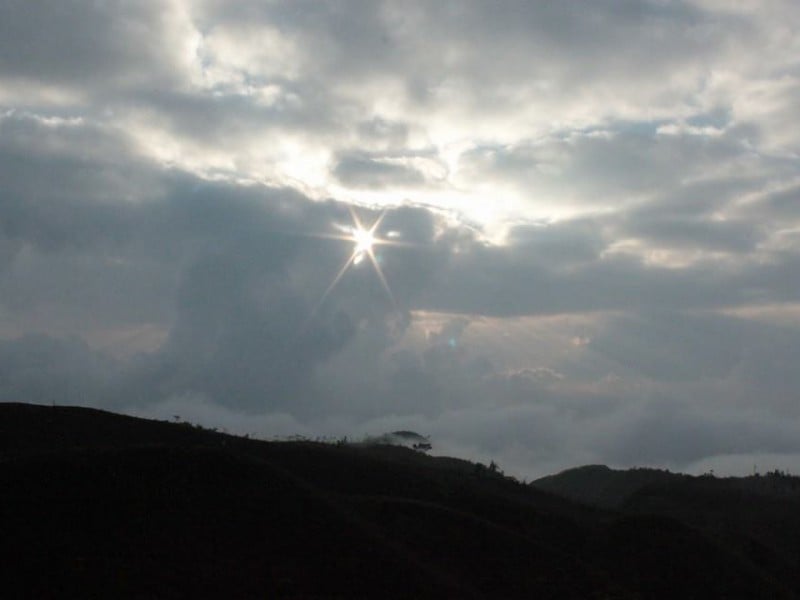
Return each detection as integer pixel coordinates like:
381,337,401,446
2,0,800,478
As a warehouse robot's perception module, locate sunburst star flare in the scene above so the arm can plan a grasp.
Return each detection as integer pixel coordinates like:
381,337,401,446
301,207,403,333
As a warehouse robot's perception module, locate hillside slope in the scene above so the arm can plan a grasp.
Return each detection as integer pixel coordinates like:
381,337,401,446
1,403,797,598
533,464,800,595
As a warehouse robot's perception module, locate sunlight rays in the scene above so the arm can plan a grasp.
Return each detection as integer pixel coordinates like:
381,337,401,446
299,207,406,334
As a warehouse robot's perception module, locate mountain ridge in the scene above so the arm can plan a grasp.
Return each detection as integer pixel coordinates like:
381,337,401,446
2,402,798,598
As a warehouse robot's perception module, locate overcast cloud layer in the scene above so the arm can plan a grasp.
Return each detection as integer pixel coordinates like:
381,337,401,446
2,0,800,478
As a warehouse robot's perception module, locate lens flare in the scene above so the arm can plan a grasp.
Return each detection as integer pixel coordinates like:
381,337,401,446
299,206,411,334
352,227,375,256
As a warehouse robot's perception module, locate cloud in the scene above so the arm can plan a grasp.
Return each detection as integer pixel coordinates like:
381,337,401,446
332,153,425,189
0,334,117,406
1,1,800,479
0,0,194,91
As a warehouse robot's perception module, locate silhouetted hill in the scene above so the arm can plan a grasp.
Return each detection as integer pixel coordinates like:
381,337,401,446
532,464,688,509
533,464,800,596
1,403,798,598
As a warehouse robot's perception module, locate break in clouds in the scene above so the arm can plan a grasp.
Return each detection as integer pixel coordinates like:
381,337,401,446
2,0,800,478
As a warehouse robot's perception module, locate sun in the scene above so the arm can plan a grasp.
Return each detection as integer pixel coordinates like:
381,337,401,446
337,207,392,299
300,206,408,331
352,226,375,263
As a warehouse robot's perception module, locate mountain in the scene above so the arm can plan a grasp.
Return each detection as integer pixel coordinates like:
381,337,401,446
533,464,800,596
1,402,798,598
532,464,688,509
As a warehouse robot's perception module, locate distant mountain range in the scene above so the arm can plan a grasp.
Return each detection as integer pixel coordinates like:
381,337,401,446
2,402,799,598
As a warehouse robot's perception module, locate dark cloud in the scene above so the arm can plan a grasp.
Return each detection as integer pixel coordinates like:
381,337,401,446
603,403,800,466
0,0,187,89
506,219,608,267
332,153,428,189
749,183,800,221
622,215,763,253
416,235,752,317
589,312,748,382
0,334,116,406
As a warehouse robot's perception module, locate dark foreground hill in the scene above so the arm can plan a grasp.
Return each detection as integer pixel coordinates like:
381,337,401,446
533,464,800,596
1,403,799,598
